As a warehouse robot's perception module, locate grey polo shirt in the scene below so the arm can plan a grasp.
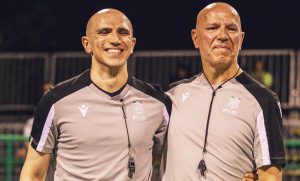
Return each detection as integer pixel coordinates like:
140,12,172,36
162,72,285,181
30,70,171,181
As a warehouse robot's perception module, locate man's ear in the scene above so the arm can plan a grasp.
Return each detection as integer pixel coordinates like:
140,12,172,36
191,29,199,49
81,36,92,54
130,37,136,54
239,32,245,51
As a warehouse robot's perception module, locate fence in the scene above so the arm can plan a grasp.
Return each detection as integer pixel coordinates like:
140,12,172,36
0,50,298,109
0,134,27,181
0,53,49,108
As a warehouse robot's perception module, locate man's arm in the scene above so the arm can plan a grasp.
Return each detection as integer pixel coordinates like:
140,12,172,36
153,92,172,166
20,142,51,181
152,118,167,166
257,165,282,181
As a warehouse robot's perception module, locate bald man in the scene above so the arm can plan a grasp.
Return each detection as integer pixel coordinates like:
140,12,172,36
20,9,170,181
162,3,285,180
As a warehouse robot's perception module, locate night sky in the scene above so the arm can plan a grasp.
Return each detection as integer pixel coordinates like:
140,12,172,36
1,0,299,51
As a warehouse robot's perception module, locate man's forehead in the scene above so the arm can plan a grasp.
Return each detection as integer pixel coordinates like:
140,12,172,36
95,16,131,28
86,9,133,35
197,3,241,27
204,3,239,16
92,12,131,27
204,10,240,23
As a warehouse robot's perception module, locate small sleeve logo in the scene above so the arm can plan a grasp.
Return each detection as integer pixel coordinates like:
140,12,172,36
77,105,89,117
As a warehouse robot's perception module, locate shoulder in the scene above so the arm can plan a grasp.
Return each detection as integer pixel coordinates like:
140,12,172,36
168,74,199,90
236,72,279,107
129,77,168,104
42,70,92,105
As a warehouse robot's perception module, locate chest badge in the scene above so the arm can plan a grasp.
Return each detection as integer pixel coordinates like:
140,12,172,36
222,96,240,115
228,96,240,109
132,101,146,121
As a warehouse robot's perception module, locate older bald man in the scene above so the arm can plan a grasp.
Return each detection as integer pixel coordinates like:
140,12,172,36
20,9,170,181
162,2,285,181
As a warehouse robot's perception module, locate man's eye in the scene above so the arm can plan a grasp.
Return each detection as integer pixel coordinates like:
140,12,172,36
99,30,108,34
228,28,237,31
118,29,130,35
227,25,238,31
98,29,111,34
207,27,217,30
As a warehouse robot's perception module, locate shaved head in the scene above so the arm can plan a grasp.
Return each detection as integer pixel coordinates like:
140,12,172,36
196,2,242,30
191,2,245,75
81,8,136,72
85,8,133,37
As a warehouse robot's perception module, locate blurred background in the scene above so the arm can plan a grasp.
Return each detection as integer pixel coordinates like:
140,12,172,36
0,0,300,180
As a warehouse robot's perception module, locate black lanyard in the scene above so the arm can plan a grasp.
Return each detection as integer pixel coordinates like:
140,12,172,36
121,99,135,179
198,67,240,177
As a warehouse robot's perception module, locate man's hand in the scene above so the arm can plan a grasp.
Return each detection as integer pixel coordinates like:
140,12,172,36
258,165,282,181
242,172,258,181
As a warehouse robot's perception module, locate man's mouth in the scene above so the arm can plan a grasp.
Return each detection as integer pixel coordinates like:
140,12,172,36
214,45,230,50
105,48,123,53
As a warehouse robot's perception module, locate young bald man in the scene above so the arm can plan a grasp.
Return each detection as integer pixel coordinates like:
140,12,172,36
20,9,171,181
163,2,285,181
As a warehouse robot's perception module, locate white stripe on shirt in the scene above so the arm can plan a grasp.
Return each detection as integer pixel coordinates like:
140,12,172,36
37,105,55,152
257,110,271,165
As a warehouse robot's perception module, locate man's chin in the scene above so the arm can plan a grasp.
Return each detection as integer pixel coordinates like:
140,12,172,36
210,57,233,68
102,56,127,65
93,57,127,69
107,60,127,68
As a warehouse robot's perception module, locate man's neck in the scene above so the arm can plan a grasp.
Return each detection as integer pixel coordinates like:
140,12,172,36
203,63,241,85
90,64,128,93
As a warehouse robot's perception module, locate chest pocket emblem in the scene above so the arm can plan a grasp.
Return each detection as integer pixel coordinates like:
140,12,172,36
228,96,240,109
222,96,240,115
132,101,146,121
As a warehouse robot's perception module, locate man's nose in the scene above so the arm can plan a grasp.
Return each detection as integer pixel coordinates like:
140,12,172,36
217,27,229,42
110,32,121,45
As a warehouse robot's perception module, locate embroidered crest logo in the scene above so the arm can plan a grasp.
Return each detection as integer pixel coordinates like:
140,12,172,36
227,96,240,109
132,101,146,120
133,101,143,114
222,96,240,115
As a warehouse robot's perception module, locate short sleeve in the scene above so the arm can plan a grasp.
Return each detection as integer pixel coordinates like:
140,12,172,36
254,95,285,168
30,91,57,153
153,95,171,164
